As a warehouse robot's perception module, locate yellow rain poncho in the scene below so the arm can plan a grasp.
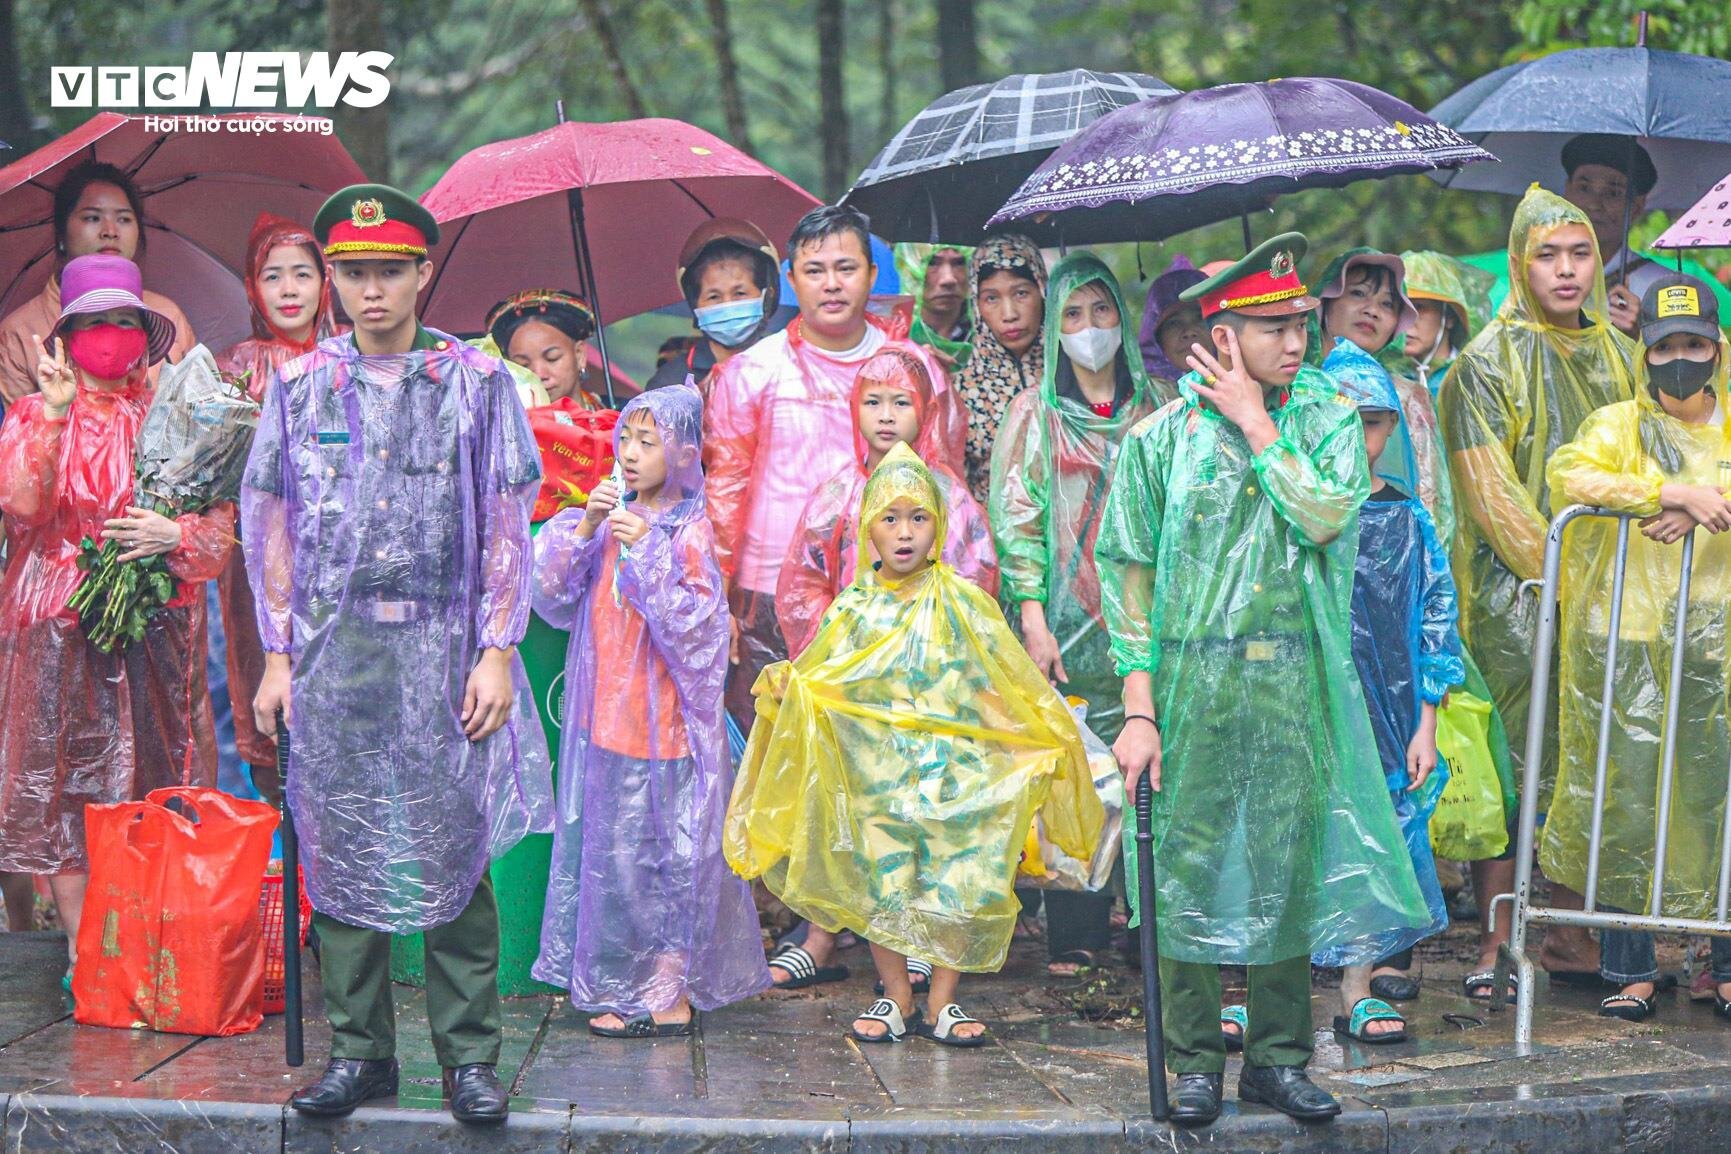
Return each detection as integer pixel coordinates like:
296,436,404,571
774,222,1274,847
724,444,1103,971
1439,187,1637,804
1539,342,1731,918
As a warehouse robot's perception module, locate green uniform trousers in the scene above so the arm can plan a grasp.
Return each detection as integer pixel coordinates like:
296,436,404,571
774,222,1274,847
314,872,502,1068
1158,952,1313,1074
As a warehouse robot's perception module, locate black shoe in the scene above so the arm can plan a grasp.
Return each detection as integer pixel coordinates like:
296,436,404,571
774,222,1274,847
443,1063,509,1125
1168,1072,1223,1126
290,1057,400,1117
1237,1064,1340,1121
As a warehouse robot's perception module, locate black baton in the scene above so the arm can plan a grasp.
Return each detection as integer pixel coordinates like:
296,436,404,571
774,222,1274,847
1135,773,1168,1121
277,709,304,1067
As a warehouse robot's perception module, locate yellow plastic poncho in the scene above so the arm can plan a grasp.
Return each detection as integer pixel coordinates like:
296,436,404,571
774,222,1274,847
724,443,1103,971
1539,343,1731,918
1439,187,1637,804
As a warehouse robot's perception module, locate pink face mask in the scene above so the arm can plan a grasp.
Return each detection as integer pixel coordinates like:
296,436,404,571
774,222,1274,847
65,323,148,381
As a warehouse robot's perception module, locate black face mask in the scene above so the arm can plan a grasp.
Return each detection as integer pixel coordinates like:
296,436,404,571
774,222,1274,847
1649,353,1717,400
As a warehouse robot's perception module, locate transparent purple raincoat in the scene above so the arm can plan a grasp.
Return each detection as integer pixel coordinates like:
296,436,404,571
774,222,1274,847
531,384,771,1015
240,333,553,933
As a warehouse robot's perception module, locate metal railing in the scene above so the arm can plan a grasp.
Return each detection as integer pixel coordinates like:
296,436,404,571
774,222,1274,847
1491,505,1731,1053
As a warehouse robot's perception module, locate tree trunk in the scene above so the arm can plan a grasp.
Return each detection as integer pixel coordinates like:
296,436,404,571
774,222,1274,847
817,0,849,200
703,0,752,152
877,0,897,144
577,0,649,119
327,0,391,182
0,0,34,150
935,0,979,93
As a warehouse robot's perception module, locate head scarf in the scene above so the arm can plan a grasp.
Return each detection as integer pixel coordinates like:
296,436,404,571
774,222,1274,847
615,381,705,525
1137,255,1206,383
241,213,336,351
951,234,1049,499
895,242,976,363
850,346,946,469
1041,252,1155,432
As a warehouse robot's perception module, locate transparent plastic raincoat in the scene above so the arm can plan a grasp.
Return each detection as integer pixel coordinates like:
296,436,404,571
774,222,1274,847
896,243,975,367
1311,341,1460,965
725,444,1103,971
531,384,770,1014
1097,362,1430,965
1539,344,1731,918
1394,250,1496,399
1440,187,1637,805
240,331,553,933
0,378,229,872
777,348,997,656
988,253,1157,741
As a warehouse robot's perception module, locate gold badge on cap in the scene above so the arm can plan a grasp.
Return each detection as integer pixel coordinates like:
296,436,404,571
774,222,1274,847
1656,285,1700,319
1270,250,1296,279
351,198,387,229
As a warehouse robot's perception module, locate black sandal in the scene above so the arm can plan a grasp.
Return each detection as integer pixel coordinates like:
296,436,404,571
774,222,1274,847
1463,969,1519,1004
768,945,849,990
874,958,932,996
1369,969,1422,1002
1599,985,1660,1022
1714,993,1731,1022
589,1012,695,1038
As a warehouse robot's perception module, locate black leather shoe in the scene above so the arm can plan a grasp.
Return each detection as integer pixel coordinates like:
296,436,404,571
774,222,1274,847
1237,1064,1341,1120
443,1063,509,1124
290,1057,400,1117
1168,1072,1223,1126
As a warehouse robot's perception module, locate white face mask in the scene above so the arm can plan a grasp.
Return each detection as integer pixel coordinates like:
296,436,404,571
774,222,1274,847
1059,324,1123,373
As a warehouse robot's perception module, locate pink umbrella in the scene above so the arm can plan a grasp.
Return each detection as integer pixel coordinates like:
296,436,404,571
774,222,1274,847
1655,171,1731,250
0,112,366,353
417,113,820,402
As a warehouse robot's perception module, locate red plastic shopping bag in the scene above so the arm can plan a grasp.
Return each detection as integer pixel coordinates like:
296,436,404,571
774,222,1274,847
528,400,617,522
74,787,279,1036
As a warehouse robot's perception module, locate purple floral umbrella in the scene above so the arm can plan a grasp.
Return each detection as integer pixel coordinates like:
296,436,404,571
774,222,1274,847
991,78,1495,245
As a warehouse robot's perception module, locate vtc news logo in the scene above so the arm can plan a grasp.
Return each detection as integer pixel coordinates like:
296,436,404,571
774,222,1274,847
51,52,393,109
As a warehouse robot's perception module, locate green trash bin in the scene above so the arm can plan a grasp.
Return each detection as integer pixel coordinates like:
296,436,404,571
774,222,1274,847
390,603,569,997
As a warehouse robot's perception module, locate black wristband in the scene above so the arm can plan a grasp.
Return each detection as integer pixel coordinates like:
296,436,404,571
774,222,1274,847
1123,713,1157,728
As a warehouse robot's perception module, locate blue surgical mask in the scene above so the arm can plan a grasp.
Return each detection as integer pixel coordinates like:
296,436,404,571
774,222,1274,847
694,293,766,348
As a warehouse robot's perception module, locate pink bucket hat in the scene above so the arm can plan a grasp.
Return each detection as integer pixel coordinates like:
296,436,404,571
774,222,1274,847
1318,251,1418,337
55,254,178,366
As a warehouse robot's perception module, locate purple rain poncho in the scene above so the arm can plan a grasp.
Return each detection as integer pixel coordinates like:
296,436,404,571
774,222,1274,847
240,330,554,933
531,384,771,1016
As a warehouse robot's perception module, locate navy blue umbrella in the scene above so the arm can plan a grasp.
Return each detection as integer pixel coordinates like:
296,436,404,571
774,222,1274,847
1427,45,1731,212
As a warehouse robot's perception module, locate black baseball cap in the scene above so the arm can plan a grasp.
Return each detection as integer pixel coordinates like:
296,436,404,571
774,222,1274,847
1639,272,1721,346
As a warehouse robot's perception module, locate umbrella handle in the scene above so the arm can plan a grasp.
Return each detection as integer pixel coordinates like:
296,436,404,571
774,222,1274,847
277,709,304,1068
1136,773,1169,1121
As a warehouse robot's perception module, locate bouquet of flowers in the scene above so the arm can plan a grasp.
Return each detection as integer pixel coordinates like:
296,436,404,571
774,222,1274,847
68,346,261,652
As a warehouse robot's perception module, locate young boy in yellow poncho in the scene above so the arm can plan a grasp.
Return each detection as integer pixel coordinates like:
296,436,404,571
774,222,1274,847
725,442,1103,1047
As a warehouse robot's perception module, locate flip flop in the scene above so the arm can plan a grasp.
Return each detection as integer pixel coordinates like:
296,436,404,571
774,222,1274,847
1369,970,1422,1002
850,998,918,1043
769,945,849,990
1462,969,1519,1005
1332,997,1408,1044
1220,1004,1247,1053
921,1003,989,1048
588,1012,695,1038
875,958,933,996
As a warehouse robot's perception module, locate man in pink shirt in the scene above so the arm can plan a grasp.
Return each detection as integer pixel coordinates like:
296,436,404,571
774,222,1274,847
705,207,961,730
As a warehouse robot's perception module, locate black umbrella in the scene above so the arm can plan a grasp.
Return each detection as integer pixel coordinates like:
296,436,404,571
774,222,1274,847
842,69,1174,244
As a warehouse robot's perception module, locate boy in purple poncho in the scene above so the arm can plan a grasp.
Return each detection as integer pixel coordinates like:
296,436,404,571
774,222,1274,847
532,382,771,1036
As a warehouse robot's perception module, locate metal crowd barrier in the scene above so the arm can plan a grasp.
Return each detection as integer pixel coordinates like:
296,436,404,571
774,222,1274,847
1490,505,1731,1054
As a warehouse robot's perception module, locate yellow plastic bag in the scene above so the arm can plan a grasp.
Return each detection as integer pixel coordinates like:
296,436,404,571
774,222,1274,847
1431,691,1509,860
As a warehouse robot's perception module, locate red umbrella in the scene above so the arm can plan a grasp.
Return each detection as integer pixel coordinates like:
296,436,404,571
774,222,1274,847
417,114,820,401
0,113,366,354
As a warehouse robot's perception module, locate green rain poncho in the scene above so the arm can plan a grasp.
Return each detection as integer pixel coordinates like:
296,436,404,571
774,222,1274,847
988,252,1158,740
1097,363,1430,965
1440,187,1638,806
896,243,976,368
1394,250,1497,399
1539,340,1731,918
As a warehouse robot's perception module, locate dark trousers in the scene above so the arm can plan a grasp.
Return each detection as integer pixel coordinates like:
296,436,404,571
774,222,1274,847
313,873,503,1068
1159,953,1312,1074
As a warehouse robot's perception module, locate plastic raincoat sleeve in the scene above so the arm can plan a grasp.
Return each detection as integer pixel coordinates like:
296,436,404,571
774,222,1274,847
1545,406,1666,516
474,372,543,648
1415,502,1466,704
1442,362,1549,582
987,389,1049,604
1252,407,1371,548
239,368,294,652
530,509,605,632
700,361,760,587
0,401,68,527
1096,415,1165,678
617,520,731,706
775,479,848,657
166,502,236,584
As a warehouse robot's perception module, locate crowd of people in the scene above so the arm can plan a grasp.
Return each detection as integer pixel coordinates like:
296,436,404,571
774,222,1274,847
0,125,1724,1131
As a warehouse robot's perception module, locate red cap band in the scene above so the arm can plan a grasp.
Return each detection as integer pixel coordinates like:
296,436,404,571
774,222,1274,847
1199,266,1309,318
323,217,429,258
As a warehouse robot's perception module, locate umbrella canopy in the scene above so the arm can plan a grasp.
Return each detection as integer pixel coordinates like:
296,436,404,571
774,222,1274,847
1426,47,1731,211
842,69,1175,243
991,79,1492,244
417,118,821,333
1654,170,1731,250
0,112,366,353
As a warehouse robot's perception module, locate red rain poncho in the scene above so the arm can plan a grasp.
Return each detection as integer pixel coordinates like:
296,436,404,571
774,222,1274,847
776,348,997,656
0,380,230,872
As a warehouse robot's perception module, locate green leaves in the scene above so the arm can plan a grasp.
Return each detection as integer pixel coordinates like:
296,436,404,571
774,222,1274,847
66,538,177,654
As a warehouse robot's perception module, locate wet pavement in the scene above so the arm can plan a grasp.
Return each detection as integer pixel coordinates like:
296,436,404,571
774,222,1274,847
0,923,1727,1151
